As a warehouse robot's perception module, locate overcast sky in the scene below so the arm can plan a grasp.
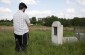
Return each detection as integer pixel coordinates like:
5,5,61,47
0,0,85,20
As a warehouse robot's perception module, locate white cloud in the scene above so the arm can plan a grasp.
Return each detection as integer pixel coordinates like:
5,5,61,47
0,16,13,20
26,10,53,18
80,8,85,13
19,0,39,5
67,8,75,13
66,8,85,18
65,0,85,18
0,7,12,14
66,0,70,4
56,12,65,18
64,8,76,18
0,0,11,4
0,7,12,20
78,8,85,17
77,0,85,5
65,13,76,18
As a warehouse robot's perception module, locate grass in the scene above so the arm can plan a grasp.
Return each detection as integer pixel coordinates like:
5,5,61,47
0,26,85,55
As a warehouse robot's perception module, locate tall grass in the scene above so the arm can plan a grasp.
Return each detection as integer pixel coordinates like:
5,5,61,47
0,26,84,55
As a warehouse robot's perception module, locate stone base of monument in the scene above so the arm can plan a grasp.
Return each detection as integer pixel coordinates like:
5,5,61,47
63,37,78,43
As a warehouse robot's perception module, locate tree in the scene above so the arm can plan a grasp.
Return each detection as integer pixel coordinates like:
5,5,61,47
59,18,72,27
71,17,85,27
44,15,58,26
31,17,36,24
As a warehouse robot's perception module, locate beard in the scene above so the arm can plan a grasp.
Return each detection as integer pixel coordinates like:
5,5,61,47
23,9,25,12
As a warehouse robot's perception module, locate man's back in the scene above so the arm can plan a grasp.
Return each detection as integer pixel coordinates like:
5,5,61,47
13,10,29,35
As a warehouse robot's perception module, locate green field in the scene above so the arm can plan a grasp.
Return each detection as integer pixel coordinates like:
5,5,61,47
0,26,85,55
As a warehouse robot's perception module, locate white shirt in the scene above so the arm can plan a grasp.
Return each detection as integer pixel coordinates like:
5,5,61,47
13,10,30,35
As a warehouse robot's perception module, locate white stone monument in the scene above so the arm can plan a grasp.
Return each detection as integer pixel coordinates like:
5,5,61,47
52,21,63,45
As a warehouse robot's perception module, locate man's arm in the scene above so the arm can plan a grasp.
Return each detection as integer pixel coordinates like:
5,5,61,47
25,14,30,27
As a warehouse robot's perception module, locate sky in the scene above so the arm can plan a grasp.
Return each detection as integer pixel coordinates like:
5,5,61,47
0,0,85,20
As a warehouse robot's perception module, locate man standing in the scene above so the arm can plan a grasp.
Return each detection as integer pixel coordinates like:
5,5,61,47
13,2,30,52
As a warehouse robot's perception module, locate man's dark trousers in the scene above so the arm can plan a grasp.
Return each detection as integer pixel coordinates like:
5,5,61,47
14,32,29,51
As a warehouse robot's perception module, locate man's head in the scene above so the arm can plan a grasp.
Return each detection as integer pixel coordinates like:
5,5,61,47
19,2,27,12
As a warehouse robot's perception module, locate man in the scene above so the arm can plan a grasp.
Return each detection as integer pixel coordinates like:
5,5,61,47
13,2,30,52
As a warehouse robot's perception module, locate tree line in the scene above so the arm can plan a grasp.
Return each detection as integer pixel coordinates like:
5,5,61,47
31,15,85,27
0,19,13,26
0,16,85,27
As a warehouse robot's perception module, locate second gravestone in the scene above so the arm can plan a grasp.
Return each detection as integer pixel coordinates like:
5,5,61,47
52,21,63,45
